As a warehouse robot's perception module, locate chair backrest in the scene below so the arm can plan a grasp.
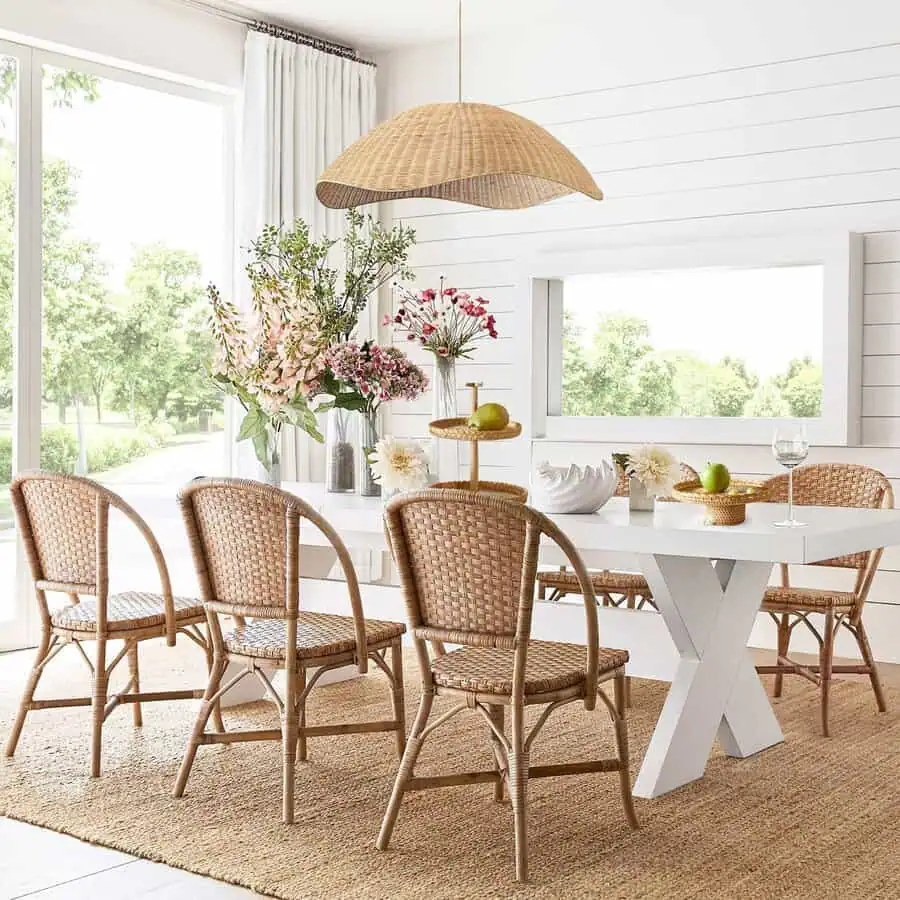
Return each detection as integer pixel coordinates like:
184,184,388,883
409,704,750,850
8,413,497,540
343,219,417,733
615,461,698,499
763,463,894,571
10,471,175,641
384,489,601,706
178,478,368,670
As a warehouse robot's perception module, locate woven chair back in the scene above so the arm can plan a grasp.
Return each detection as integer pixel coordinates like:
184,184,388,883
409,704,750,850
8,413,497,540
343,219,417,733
11,472,105,591
763,463,893,569
385,489,546,649
179,479,293,609
614,461,699,499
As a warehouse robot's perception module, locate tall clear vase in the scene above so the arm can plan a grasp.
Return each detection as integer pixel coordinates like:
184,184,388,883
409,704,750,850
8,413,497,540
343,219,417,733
358,408,382,498
263,427,282,488
325,407,356,493
432,355,460,482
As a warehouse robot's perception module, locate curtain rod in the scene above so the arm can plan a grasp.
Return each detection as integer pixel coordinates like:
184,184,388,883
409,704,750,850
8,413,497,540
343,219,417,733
175,0,376,67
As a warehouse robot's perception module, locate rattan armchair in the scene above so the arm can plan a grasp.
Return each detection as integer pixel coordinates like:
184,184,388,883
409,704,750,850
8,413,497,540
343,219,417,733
173,478,407,824
757,463,892,736
378,489,637,882
6,472,222,778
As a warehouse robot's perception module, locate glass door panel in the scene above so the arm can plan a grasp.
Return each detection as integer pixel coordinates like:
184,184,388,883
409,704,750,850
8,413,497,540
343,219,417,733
40,65,229,597
0,54,18,640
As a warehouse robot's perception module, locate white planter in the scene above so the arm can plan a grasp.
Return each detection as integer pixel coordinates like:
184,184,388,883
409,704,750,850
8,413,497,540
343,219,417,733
629,476,655,512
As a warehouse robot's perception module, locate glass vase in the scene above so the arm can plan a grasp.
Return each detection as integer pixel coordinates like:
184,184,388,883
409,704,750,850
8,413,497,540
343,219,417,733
431,355,460,482
358,408,383,498
325,407,356,493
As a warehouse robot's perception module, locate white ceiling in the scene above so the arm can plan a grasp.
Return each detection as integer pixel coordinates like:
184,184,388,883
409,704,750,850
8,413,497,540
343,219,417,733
200,0,579,52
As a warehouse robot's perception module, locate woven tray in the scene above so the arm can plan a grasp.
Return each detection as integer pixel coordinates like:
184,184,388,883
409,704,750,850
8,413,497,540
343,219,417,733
431,480,529,503
671,479,769,526
429,417,522,442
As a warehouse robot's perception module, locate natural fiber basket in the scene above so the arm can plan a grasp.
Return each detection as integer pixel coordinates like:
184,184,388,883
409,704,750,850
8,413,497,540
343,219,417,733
431,480,529,503
671,479,769,526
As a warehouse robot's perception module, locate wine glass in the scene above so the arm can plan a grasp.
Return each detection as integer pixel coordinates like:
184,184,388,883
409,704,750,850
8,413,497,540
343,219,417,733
772,423,809,527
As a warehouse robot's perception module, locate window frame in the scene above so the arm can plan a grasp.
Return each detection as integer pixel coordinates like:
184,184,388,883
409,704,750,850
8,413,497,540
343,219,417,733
528,232,863,447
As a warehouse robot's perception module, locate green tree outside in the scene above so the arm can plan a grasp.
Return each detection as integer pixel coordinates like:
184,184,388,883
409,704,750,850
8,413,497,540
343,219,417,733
563,312,822,418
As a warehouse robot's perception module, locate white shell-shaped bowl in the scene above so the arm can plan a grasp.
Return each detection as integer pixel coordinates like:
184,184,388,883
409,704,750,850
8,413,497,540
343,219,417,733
529,459,618,514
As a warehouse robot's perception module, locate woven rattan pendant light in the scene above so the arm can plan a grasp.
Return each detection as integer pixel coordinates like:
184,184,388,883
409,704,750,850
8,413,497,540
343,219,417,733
316,2,602,211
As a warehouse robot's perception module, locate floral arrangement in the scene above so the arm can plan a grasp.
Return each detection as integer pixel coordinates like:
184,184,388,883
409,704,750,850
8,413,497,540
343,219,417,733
385,275,498,359
369,437,430,493
207,210,418,470
623,445,679,497
322,341,429,417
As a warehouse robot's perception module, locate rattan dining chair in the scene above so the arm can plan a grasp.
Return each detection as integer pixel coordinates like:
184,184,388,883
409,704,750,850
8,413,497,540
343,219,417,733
6,471,223,778
378,489,638,883
174,478,407,824
757,463,892,736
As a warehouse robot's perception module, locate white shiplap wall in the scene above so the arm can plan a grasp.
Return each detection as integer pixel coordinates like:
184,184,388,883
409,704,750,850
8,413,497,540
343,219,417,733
376,12,900,651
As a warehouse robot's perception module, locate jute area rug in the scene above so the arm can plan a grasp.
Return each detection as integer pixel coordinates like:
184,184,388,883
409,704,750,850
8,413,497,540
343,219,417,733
2,642,900,900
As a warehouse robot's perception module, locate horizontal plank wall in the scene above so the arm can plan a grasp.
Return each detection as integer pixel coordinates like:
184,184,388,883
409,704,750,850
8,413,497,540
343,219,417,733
375,6,900,643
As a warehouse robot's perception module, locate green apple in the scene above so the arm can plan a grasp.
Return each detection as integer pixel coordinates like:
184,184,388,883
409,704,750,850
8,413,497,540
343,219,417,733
467,402,510,430
700,462,731,494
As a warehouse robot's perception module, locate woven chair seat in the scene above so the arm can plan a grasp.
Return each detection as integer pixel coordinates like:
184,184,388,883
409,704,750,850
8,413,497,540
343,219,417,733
51,591,203,633
537,569,649,593
762,586,858,613
431,641,629,696
224,612,406,661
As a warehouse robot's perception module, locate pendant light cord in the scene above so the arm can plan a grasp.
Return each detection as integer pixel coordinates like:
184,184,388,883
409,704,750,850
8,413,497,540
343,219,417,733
458,0,463,102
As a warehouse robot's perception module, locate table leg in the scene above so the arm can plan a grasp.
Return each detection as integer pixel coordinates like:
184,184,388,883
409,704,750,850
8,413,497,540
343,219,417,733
632,554,783,798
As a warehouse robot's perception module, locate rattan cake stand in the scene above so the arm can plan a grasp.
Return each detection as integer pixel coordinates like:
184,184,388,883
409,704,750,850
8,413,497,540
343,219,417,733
671,479,769,526
429,382,527,502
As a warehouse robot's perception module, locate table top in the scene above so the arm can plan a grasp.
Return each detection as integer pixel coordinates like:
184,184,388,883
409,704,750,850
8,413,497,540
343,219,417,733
282,483,900,566
116,481,900,566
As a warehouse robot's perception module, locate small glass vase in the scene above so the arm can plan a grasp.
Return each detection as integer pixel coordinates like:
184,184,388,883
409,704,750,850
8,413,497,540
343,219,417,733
255,425,281,488
431,355,460,482
629,476,655,512
325,407,356,493
358,408,383,498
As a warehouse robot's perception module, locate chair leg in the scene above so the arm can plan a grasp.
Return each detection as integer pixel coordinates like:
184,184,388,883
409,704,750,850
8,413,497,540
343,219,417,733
127,641,142,728
173,656,226,798
854,619,887,713
773,614,790,698
203,630,225,734
297,666,308,764
376,691,434,851
508,703,530,883
5,631,53,758
487,703,506,802
91,637,108,778
283,666,300,825
612,673,639,830
390,640,407,758
820,611,835,737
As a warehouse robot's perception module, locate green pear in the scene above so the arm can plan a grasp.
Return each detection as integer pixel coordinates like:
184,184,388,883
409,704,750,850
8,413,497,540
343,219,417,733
468,402,510,430
700,462,731,494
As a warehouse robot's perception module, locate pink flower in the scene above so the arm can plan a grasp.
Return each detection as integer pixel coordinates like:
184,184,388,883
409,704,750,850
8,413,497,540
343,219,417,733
442,287,457,297
422,323,436,336
422,288,436,301
437,347,450,357
382,314,392,326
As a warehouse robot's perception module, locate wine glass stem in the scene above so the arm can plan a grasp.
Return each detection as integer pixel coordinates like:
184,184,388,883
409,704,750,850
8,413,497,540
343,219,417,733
788,466,794,523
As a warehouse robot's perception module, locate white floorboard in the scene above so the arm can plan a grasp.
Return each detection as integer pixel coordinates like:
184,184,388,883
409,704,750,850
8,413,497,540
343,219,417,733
0,819,261,900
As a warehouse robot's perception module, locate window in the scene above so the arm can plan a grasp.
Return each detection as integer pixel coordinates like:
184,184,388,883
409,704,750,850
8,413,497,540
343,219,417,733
531,234,862,446
0,42,234,650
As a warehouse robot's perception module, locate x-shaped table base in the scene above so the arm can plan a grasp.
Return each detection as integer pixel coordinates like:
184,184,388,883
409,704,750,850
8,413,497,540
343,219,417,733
632,555,783,798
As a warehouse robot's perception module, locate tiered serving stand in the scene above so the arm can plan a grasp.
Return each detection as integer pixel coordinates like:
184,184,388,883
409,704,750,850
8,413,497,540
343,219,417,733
428,382,528,502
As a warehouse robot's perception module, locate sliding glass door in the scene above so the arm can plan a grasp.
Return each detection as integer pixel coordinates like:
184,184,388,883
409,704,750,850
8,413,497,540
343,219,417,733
0,43,233,650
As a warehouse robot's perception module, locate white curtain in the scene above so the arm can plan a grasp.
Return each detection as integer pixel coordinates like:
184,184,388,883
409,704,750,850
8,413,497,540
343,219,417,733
239,30,377,480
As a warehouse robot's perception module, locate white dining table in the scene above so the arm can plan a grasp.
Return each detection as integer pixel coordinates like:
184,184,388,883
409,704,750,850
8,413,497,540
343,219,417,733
278,483,900,799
